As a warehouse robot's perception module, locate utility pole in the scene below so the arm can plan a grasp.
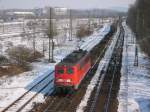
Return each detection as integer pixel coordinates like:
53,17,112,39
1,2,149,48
49,7,52,62
134,9,140,66
102,17,104,25
0,0,3,33
33,25,36,57
43,40,45,56
0,10,5,33
134,44,138,66
32,16,37,57
48,7,55,63
22,16,25,33
98,16,101,27
69,9,73,41
96,11,99,28
88,10,91,31
2,22,4,33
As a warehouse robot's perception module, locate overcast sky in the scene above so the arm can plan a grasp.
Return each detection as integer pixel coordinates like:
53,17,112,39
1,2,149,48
0,0,136,9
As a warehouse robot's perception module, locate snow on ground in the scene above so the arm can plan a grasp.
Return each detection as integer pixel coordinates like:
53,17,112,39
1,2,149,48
0,71,35,110
0,23,111,111
76,25,120,112
0,21,24,35
81,23,111,51
118,22,150,112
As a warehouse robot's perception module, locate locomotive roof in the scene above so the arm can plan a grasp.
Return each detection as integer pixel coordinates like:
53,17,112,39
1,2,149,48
57,49,87,66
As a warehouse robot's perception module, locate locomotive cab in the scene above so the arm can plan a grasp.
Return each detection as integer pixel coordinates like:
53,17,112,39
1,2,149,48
54,49,91,91
55,66,76,86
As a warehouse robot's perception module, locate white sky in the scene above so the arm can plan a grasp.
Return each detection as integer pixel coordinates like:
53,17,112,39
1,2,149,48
0,0,136,9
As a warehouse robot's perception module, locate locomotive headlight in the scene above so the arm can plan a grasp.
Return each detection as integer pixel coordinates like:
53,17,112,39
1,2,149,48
57,79,63,82
66,79,71,83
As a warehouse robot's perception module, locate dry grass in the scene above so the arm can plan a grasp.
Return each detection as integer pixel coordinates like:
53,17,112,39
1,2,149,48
0,64,29,77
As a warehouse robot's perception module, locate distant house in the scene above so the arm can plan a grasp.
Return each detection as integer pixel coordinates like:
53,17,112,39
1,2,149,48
7,11,35,20
54,7,67,15
13,12,35,15
43,6,67,15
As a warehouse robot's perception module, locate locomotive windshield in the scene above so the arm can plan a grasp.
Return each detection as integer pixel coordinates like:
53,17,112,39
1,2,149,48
57,69,64,74
67,67,73,74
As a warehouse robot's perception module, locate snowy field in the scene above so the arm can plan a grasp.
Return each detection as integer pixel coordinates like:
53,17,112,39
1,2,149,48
118,22,150,112
0,20,111,111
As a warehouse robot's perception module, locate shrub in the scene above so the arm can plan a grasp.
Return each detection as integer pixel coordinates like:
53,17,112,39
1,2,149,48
7,45,43,70
76,25,93,40
0,55,9,66
29,51,44,62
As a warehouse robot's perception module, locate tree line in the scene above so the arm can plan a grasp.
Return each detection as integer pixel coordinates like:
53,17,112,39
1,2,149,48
127,0,150,56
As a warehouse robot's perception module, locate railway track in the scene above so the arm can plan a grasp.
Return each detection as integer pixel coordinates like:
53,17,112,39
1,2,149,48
44,49,106,112
81,35,104,51
2,24,115,112
81,26,111,51
31,24,116,112
85,23,124,112
2,71,54,112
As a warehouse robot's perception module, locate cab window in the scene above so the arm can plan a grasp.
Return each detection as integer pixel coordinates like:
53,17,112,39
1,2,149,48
57,69,64,74
67,67,74,74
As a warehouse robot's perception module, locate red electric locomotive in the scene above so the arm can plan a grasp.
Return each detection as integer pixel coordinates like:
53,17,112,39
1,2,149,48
54,49,91,91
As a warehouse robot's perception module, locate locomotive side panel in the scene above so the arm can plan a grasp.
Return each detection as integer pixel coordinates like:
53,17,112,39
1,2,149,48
74,54,91,89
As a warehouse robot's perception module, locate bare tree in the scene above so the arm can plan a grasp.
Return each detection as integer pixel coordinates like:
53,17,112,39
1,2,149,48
127,0,150,56
7,45,43,69
7,46,31,69
76,25,93,41
26,20,37,56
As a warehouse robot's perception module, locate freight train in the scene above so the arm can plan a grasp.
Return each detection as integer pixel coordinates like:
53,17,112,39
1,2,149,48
54,23,117,92
54,49,91,91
